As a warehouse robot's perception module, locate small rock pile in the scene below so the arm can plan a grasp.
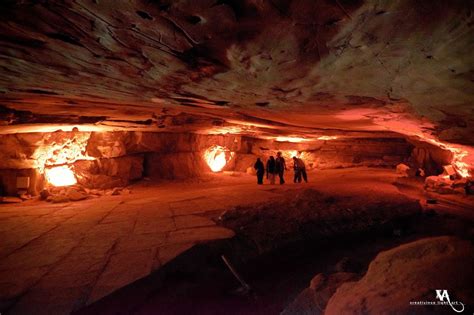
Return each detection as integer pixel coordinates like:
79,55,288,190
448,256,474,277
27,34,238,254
40,186,131,203
425,176,471,195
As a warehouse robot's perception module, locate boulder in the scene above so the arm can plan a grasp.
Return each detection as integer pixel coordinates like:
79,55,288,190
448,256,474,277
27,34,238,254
396,163,410,176
66,189,87,201
325,236,474,315
51,195,69,203
442,165,456,177
424,175,466,195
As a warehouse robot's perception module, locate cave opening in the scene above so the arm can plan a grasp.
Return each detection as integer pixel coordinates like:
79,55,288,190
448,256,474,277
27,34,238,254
1,1,473,314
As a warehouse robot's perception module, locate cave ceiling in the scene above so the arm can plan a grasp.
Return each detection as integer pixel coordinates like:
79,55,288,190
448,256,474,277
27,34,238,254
0,0,473,144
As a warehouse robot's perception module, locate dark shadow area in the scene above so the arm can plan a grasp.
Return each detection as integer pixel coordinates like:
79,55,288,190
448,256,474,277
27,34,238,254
75,206,473,314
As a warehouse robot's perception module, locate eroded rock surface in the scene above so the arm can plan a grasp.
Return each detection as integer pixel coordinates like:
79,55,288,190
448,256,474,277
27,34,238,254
325,236,474,315
0,0,473,148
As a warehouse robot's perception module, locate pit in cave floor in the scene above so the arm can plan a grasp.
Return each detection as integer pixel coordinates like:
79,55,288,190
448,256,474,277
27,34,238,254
1,1,474,314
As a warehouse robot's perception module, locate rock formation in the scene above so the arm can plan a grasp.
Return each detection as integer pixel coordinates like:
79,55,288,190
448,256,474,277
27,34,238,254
325,236,474,315
0,0,472,149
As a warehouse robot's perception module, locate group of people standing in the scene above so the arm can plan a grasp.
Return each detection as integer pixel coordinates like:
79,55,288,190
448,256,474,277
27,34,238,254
254,152,308,185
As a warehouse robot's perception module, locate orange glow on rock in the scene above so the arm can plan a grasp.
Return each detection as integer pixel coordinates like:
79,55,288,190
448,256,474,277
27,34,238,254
45,166,77,187
282,150,299,159
33,133,94,173
33,133,95,186
204,145,233,172
317,136,338,141
415,134,472,178
275,136,307,143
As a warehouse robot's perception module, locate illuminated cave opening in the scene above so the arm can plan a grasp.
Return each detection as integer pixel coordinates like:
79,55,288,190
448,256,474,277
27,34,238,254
44,165,77,187
204,145,232,172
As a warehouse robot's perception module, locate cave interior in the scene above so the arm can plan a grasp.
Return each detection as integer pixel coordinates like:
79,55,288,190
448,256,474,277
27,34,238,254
0,1,473,314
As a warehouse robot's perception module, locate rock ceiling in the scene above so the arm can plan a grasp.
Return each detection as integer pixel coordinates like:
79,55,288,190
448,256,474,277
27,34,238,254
0,0,473,144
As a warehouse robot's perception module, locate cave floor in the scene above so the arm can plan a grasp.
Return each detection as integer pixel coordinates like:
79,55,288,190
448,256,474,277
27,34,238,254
0,167,472,314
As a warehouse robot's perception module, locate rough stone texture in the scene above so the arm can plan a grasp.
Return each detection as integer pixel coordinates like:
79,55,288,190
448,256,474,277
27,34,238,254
87,249,156,303
0,131,241,194
144,152,208,179
0,0,473,155
74,154,144,189
1,129,426,195
325,236,474,315
0,180,242,314
409,139,454,175
424,175,467,195
234,136,414,171
282,272,358,315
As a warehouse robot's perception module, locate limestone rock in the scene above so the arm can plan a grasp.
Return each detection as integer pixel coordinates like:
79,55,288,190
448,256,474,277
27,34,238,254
0,1,473,150
51,195,69,203
396,163,410,176
425,175,466,195
409,141,454,176
66,189,87,201
325,236,474,315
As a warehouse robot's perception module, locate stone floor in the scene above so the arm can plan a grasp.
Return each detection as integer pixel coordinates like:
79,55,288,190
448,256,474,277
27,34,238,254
0,168,472,314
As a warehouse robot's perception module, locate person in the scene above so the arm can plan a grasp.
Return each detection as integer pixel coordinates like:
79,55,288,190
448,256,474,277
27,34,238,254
275,152,287,184
293,156,302,183
266,156,276,184
254,158,265,185
293,156,308,183
297,157,308,183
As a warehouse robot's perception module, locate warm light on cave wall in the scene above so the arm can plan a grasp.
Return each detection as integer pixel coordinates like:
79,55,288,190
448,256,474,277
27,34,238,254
414,134,472,178
282,150,299,159
204,145,234,172
45,166,77,187
275,136,307,143
33,133,95,186
317,136,338,141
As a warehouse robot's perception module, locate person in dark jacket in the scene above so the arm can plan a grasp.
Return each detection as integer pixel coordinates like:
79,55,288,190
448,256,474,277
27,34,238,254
293,156,301,183
266,156,276,184
293,156,308,183
254,158,265,185
275,152,287,184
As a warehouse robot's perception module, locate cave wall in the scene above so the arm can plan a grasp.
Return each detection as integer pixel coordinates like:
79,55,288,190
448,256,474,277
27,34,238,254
407,139,454,176
85,131,240,180
234,137,414,172
0,130,455,196
0,131,241,195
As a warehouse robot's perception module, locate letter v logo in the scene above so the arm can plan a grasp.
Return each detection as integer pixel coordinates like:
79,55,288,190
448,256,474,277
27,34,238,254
435,290,465,313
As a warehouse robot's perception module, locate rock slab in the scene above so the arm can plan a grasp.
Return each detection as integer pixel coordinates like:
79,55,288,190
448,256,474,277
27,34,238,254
325,236,474,315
